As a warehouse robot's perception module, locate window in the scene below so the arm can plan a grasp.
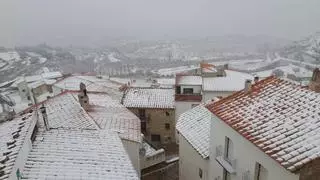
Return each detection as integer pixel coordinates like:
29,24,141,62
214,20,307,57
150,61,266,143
84,100,87,103
199,168,203,179
254,163,268,180
176,86,181,94
151,134,161,142
223,169,231,180
139,109,146,119
225,137,233,162
22,89,25,92
165,123,170,130
27,96,31,100
183,88,193,94
165,111,170,116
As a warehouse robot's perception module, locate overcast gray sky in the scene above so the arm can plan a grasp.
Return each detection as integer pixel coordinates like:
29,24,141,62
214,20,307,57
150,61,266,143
1,0,320,47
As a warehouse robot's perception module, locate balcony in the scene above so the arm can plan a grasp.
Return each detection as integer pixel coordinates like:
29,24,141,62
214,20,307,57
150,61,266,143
175,94,202,102
215,145,237,174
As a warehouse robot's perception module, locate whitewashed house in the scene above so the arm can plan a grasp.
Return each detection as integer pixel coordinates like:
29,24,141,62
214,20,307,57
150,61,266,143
176,105,212,180
202,70,254,102
206,76,320,180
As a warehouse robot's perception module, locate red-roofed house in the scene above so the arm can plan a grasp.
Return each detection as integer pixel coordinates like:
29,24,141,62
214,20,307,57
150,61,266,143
206,76,320,180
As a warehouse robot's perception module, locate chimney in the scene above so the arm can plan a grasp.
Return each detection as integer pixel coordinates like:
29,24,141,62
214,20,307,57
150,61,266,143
254,76,259,83
78,82,90,110
309,68,320,92
244,79,252,92
40,105,50,130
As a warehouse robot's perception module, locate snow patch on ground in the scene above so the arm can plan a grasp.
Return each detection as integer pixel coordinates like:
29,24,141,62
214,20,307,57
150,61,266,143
108,53,121,62
0,52,21,62
255,64,312,78
39,57,47,64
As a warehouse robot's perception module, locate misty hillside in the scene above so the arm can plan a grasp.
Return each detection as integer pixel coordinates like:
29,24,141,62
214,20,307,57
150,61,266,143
281,32,320,63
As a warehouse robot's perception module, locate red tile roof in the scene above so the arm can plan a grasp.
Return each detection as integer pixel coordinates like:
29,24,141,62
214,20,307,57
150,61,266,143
206,76,320,172
175,94,202,102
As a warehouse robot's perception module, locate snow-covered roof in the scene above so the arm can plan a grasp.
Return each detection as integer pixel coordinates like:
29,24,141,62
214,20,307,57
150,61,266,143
122,88,175,109
203,70,253,92
176,105,212,158
22,129,138,180
18,91,139,179
40,93,97,130
75,93,141,143
0,112,34,179
41,71,63,79
176,75,202,86
25,75,42,83
54,76,93,91
54,76,122,99
28,80,46,89
206,76,320,172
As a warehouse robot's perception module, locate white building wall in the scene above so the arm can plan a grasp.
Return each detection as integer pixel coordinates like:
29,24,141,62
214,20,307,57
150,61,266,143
179,134,209,180
122,139,141,177
175,101,200,143
181,85,202,94
52,85,63,96
208,115,299,180
202,91,233,103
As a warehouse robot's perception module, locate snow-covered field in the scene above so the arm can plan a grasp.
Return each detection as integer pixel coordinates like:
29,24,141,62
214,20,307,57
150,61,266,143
255,64,312,78
0,52,21,62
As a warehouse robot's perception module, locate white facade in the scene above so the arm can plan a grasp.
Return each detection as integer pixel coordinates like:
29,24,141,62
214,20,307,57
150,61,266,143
208,115,299,180
121,139,141,177
179,134,209,180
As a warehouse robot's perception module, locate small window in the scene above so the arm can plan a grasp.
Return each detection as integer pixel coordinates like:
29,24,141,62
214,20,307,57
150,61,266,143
183,88,193,94
22,89,26,92
165,111,170,116
165,123,170,130
84,100,87,103
176,86,181,94
199,168,203,179
27,96,31,100
225,137,233,162
255,163,268,180
151,134,161,142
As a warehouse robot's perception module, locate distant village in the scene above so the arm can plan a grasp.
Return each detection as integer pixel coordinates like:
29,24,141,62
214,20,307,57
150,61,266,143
1,61,320,180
